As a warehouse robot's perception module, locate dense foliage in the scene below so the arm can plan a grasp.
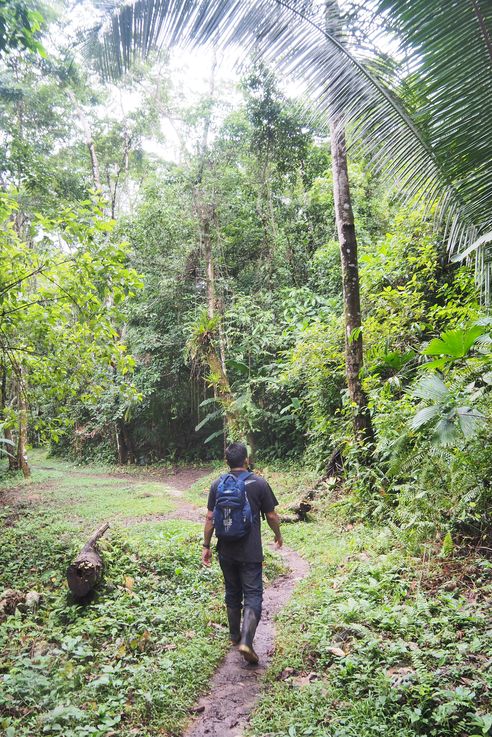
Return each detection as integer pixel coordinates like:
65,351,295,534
0,1,491,543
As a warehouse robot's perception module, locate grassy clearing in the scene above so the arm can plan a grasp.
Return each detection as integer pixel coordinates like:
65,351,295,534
0,454,224,736
185,462,318,516
248,481,492,737
0,452,288,737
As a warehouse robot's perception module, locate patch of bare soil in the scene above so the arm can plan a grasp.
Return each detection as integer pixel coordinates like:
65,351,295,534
36,465,212,489
0,482,55,512
121,501,204,526
119,468,212,525
183,545,310,737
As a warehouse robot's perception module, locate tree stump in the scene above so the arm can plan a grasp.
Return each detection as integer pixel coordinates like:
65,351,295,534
66,523,110,599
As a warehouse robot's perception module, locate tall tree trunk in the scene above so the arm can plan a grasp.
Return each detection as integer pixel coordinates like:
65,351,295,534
115,421,128,465
17,365,31,478
192,56,245,445
115,419,135,465
330,117,374,447
122,422,135,464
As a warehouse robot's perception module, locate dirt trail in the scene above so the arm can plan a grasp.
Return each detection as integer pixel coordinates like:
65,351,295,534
184,545,310,737
114,466,311,736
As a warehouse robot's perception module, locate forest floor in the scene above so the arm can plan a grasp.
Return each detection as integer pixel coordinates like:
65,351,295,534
1,452,491,737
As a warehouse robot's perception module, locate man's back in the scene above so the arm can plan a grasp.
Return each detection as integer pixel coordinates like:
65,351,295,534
207,471,278,563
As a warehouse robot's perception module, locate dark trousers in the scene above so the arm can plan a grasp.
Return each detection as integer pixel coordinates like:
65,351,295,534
219,557,263,621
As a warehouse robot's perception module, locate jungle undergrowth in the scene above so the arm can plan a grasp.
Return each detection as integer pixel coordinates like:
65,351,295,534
1,455,490,737
249,492,492,737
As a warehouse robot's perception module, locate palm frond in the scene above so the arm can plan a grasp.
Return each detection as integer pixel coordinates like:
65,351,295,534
410,404,440,431
83,0,492,293
412,374,449,403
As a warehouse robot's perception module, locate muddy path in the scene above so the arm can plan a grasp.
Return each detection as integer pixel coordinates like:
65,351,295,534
184,545,310,737
112,466,310,735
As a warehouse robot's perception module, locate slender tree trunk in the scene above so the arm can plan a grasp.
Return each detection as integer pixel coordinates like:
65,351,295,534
68,90,102,191
202,214,216,320
0,363,16,471
17,365,31,478
330,117,374,446
115,421,128,465
122,422,135,464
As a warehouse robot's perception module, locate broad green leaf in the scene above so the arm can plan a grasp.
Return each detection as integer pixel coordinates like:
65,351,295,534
226,359,250,375
195,409,223,432
199,397,220,408
434,417,460,446
204,428,225,444
423,326,485,359
457,407,486,439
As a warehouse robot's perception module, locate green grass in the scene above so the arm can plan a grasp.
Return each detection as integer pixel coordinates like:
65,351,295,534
49,477,175,523
1,449,176,528
185,466,220,508
0,523,229,737
185,462,318,517
0,453,289,737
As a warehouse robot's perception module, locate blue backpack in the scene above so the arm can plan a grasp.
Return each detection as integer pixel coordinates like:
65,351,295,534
213,471,253,541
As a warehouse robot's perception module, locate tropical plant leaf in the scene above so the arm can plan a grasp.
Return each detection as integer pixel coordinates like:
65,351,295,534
195,408,222,431
451,230,492,263
433,417,461,446
199,397,220,407
412,374,449,402
230,393,250,409
204,428,225,443
82,0,492,291
409,404,440,431
226,359,250,375
423,326,486,359
419,357,449,372
457,406,486,439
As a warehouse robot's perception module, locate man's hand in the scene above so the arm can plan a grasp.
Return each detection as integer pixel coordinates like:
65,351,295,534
266,510,283,549
202,547,212,567
202,510,214,566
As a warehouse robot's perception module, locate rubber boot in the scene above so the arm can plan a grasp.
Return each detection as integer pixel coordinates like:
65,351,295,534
239,606,259,664
227,607,241,645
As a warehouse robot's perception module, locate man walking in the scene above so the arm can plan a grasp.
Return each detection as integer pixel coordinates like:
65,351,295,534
202,442,283,664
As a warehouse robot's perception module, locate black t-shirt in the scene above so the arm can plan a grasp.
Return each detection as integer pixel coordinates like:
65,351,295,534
207,471,278,563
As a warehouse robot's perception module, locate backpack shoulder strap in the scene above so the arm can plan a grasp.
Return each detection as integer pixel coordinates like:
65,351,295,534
236,470,252,486
217,473,232,490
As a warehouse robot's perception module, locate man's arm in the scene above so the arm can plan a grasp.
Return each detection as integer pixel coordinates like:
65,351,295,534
202,510,214,566
266,510,283,548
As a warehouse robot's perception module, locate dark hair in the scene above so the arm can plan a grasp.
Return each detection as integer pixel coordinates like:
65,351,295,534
225,442,248,468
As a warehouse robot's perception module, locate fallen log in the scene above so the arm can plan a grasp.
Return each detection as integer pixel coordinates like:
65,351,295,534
280,500,313,523
0,589,25,621
66,522,110,599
